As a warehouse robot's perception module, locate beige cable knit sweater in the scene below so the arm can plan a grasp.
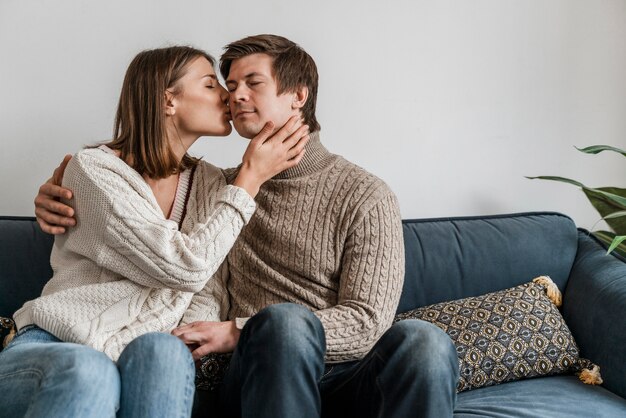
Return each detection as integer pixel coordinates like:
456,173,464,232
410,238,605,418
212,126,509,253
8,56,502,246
14,147,255,361
182,133,405,363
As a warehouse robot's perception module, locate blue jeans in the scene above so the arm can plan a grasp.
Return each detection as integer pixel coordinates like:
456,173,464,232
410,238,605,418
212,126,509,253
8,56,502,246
216,303,459,418
0,326,195,418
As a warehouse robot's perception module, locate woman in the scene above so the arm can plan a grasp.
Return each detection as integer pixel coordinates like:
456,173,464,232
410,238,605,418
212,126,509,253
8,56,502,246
0,46,308,417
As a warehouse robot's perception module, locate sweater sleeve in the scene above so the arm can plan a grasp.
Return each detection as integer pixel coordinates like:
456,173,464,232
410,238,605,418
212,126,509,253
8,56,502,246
179,260,231,325
66,150,256,293
313,193,405,363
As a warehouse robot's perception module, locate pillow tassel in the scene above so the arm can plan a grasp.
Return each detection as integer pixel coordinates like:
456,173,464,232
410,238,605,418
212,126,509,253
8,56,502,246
3,326,16,348
578,365,603,385
532,276,562,307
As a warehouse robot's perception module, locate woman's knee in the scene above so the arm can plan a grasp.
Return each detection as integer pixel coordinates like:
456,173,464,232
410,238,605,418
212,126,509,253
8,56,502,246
1,339,119,394
0,344,120,417
50,344,120,397
116,333,195,416
119,332,193,368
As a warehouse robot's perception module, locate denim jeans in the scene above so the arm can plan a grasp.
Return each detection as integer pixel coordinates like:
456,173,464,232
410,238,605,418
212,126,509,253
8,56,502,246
216,303,459,418
0,326,195,418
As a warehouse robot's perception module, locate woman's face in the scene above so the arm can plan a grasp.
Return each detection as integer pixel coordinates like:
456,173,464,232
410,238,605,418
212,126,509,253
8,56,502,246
169,57,232,139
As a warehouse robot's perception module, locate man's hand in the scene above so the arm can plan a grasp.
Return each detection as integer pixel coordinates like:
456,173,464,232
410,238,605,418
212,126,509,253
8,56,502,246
172,321,241,360
34,154,76,234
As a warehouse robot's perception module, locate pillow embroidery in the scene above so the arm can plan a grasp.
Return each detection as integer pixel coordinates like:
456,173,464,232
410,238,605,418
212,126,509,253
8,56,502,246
196,352,232,392
394,276,602,392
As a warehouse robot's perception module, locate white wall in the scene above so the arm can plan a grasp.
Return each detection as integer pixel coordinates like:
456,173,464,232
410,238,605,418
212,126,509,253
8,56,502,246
1,0,625,231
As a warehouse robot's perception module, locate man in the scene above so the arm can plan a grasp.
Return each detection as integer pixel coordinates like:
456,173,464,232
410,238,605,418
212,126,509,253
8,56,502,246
34,35,459,418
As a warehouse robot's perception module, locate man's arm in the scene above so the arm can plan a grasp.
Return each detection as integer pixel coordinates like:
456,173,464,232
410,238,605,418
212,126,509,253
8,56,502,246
34,154,76,234
315,192,405,363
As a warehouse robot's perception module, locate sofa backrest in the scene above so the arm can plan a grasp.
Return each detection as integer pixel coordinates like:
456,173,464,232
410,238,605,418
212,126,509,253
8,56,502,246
0,213,580,320
0,216,53,318
398,212,578,314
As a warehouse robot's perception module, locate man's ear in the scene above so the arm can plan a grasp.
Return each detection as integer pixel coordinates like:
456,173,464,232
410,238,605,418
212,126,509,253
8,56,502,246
165,90,176,116
291,86,309,110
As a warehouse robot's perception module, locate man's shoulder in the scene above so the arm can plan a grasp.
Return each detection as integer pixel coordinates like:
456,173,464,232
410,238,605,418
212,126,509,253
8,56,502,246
332,156,396,201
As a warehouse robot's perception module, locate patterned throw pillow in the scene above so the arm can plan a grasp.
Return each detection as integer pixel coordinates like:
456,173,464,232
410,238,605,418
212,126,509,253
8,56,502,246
394,276,602,392
1,316,16,353
196,352,232,391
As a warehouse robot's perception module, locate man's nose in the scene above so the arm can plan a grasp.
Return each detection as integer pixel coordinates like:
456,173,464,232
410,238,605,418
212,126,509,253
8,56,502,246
230,85,249,102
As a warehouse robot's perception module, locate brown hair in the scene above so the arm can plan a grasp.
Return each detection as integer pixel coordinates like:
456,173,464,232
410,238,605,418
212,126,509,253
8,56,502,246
106,46,215,179
220,34,320,132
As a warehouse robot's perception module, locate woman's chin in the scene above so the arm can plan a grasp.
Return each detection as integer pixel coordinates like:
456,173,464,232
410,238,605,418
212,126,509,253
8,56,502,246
203,124,232,137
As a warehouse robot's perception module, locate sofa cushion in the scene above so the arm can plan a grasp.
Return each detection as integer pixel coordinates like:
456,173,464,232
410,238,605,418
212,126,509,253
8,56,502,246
455,375,626,418
399,212,577,314
395,276,598,392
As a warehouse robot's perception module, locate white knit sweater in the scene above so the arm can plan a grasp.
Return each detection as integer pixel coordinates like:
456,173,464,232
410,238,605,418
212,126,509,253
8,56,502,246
14,147,255,361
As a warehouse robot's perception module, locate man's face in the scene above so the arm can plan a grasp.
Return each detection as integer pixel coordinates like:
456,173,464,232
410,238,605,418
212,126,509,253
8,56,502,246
226,53,299,139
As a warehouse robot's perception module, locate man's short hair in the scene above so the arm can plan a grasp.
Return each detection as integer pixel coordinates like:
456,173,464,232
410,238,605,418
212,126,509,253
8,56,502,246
221,34,321,132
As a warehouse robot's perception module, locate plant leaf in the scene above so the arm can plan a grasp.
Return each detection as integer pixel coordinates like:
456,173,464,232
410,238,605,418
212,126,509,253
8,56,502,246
607,235,626,255
584,188,626,234
525,176,584,188
593,231,626,258
581,187,626,209
603,211,626,220
576,145,626,158
527,176,626,210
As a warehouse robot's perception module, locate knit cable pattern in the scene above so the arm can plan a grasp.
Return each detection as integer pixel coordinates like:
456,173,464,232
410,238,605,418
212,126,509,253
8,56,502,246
14,150,255,360
212,134,405,362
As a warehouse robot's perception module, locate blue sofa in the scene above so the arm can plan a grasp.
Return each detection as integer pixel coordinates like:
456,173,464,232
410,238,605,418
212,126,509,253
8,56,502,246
2,212,626,417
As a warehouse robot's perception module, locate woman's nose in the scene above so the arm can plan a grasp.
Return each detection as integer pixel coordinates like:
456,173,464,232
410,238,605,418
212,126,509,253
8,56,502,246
219,86,229,104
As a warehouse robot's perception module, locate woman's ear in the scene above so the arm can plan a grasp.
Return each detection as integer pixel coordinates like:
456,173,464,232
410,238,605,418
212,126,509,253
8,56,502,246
165,90,176,116
291,86,309,110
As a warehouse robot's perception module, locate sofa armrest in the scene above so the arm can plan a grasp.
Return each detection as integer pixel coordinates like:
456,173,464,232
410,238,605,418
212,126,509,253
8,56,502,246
563,230,626,399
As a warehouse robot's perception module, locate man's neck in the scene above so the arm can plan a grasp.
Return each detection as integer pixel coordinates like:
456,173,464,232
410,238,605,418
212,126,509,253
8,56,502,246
273,132,335,179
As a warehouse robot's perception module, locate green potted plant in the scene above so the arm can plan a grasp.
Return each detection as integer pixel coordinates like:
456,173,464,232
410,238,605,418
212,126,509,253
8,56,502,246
527,145,626,257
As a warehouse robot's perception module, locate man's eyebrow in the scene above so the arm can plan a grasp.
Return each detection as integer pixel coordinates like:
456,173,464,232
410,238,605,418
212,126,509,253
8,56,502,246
226,72,266,83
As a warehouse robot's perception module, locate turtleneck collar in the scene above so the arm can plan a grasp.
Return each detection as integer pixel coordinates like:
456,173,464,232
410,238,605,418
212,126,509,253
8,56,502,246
273,132,337,180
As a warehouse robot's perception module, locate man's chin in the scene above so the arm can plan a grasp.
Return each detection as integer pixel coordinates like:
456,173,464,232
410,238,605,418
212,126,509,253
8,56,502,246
233,121,261,139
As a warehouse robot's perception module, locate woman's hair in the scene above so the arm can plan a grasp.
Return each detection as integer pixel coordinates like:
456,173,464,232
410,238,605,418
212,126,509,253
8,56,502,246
105,46,215,179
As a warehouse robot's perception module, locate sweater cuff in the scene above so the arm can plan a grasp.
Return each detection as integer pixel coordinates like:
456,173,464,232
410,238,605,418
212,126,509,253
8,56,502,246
218,185,256,223
235,317,250,330
13,305,33,332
